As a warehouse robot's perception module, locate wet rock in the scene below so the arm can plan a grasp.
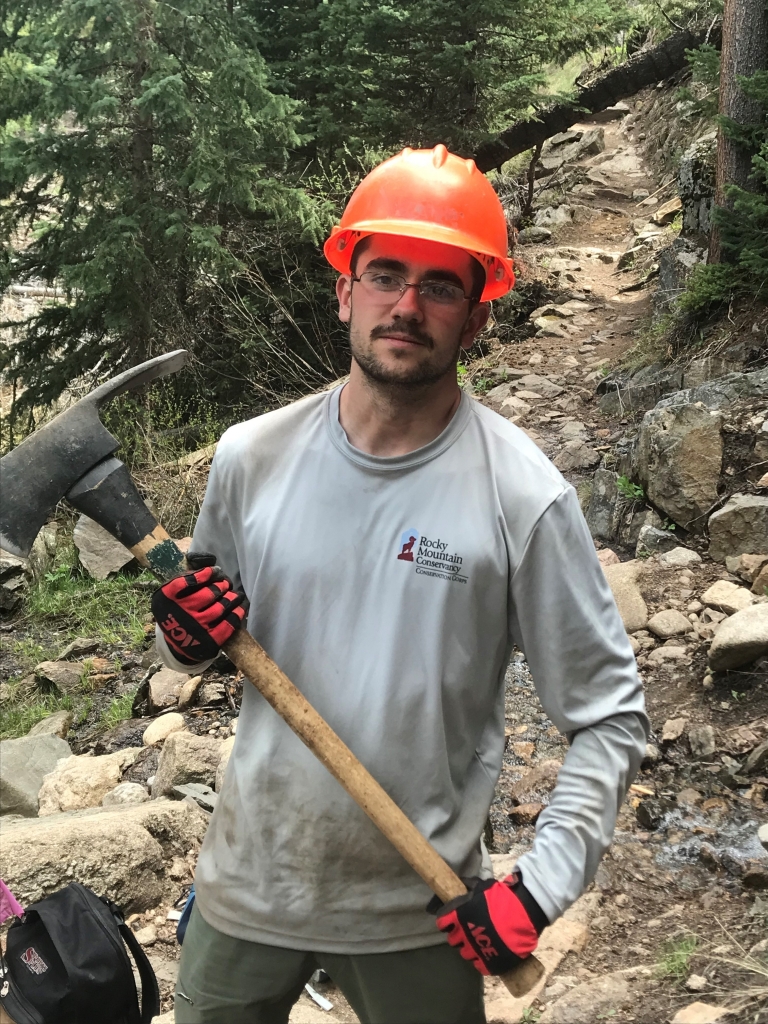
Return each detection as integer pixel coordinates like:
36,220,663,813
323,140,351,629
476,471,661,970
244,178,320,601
0,735,72,817
27,710,74,739
688,725,716,758
553,440,601,472
0,799,208,912
34,660,82,694
709,494,768,563
636,796,672,830
148,667,188,713
508,802,544,825
518,226,552,244
636,525,678,557
658,547,703,568
152,731,222,798
701,580,756,614
635,402,723,530
73,514,135,579
647,609,693,638
143,713,186,746
93,719,148,755
538,969,632,1023
215,735,236,793
602,560,649,633
102,782,150,807
38,748,143,816
708,604,768,671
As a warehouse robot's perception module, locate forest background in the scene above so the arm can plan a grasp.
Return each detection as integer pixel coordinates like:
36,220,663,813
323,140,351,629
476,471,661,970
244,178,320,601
0,0,762,450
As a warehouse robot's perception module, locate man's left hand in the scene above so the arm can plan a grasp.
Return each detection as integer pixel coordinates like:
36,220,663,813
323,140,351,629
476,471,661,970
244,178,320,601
435,875,548,976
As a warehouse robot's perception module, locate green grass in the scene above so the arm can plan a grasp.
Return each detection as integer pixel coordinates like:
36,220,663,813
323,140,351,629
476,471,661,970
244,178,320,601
25,553,154,648
99,690,137,731
657,934,699,979
0,692,74,739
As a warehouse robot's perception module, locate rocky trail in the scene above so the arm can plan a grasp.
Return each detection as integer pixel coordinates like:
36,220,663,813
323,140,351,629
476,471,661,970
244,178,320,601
2,100,768,1024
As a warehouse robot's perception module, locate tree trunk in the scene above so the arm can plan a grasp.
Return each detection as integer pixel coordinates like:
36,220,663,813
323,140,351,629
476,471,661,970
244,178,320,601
131,0,155,362
473,25,721,172
709,0,768,264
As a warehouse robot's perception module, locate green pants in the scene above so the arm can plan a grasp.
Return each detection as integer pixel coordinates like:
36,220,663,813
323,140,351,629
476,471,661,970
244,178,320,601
175,904,486,1024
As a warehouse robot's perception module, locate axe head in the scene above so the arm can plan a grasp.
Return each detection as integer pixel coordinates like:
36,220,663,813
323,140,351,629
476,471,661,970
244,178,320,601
0,350,189,559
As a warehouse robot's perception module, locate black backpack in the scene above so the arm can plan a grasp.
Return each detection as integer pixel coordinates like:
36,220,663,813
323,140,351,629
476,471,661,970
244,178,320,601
0,883,160,1024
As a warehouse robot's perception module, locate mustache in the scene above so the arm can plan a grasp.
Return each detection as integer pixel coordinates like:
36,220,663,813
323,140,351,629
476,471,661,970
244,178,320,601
369,322,435,347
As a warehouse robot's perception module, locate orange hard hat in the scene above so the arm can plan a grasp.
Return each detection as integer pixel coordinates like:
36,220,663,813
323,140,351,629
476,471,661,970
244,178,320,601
324,145,514,301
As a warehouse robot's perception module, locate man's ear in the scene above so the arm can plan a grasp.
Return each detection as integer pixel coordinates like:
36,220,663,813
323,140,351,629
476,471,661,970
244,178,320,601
336,275,352,323
460,302,490,351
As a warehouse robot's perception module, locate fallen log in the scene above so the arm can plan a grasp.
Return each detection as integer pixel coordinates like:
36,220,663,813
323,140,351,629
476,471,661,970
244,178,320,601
474,24,721,172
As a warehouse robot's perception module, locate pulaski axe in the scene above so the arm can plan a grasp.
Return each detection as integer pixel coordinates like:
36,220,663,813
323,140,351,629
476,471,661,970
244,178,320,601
0,351,545,999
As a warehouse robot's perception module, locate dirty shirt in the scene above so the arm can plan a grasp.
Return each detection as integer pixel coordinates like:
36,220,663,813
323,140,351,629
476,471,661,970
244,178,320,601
157,386,649,954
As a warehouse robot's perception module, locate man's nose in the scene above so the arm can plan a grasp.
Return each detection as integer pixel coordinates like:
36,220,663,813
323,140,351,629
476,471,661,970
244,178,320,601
390,284,424,321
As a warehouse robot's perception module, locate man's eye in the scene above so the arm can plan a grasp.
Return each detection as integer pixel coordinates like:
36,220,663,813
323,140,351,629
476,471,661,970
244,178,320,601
422,282,460,300
370,274,401,290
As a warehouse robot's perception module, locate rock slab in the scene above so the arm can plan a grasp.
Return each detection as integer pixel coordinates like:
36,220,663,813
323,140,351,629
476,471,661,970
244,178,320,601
708,603,768,671
38,748,143,816
0,735,71,817
73,514,135,579
709,494,768,563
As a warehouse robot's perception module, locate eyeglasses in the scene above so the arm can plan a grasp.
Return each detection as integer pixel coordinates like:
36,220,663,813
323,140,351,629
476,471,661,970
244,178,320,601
350,271,473,307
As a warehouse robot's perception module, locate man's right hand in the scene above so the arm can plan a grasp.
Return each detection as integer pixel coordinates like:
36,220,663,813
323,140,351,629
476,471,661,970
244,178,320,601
151,553,247,666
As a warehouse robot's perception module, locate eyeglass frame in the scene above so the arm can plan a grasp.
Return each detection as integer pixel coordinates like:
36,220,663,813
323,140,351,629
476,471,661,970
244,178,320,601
349,270,480,307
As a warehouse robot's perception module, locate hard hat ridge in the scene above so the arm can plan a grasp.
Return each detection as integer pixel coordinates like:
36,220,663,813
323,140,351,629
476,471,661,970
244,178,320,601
324,145,515,301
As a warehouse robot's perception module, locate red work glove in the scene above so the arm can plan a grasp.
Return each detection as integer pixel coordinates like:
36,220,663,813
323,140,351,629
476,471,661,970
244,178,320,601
151,552,247,666
435,874,548,976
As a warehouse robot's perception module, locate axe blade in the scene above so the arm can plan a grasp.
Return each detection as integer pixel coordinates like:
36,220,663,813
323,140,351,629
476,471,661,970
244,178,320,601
0,350,189,559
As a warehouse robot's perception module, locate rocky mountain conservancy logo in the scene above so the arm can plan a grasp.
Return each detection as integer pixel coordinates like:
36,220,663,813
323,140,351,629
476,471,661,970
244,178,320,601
395,530,468,584
20,946,48,975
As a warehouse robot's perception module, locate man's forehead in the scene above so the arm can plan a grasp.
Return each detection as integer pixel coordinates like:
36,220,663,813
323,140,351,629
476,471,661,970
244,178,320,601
358,235,474,275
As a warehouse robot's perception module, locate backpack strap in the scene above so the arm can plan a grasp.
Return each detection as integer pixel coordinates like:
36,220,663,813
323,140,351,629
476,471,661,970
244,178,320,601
117,923,160,1024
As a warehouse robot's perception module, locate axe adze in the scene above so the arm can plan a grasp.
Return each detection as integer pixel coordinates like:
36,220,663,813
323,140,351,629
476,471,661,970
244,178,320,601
0,351,545,999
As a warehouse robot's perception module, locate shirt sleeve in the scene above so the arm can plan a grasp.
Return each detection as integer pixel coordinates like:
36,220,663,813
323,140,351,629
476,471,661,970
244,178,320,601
509,487,650,924
155,452,241,676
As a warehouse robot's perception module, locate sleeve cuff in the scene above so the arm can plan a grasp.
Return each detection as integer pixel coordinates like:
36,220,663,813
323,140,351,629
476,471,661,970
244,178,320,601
155,625,216,675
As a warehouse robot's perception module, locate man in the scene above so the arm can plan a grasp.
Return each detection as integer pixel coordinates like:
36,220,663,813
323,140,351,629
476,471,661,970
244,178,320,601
153,145,649,1024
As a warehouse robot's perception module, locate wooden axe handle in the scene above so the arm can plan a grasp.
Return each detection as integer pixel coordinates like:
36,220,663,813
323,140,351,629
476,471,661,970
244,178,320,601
131,525,545,1000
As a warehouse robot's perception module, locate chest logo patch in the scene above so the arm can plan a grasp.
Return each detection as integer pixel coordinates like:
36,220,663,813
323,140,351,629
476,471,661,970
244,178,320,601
396,529,468,584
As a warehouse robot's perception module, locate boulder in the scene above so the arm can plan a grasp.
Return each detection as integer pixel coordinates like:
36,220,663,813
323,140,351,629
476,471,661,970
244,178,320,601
215,735,236,793
655,366,768,413
534,206,573,228
585,469,620,541
678,131,716,239
143,713,186,747
0,550,29,612
27,710,74,739
148,667,188,713
518,226,552,244
152,731,222,798
636,525,678,557
709,494,768,563
657,547,703,568
701,580,756,615
0,799,208,912
73,514,135,579
647,609,693,639
0,735,72,817
38,748,143,816
602,560,649,633
635,402,723,530
102,782,150,807
708,604,768,671
34,660,82,693
725,553,768,582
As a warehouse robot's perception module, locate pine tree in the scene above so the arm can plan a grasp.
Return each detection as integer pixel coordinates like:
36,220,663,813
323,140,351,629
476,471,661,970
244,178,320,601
0,0,311,411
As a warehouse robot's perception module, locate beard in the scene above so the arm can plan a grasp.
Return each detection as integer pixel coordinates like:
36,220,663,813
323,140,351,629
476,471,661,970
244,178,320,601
349,315,464,390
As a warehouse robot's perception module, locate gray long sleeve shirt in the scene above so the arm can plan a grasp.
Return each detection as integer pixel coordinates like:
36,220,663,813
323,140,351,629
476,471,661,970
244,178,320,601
157,386,649,953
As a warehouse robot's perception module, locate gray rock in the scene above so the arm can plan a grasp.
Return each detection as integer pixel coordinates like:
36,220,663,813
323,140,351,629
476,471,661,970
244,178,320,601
28,524,59,579
102,782,150,807
636,525,679,557
0,799,208,912
534,205,573,228
515,374,564,399
173,783,217,812
709,495,768,563
655,238,707,309
73,514,135,579
688,724,717,758
215,736,236,793
57,637,100,660
0,735,71,816
518,226,552,244
553,440,601,472
655,366,768,412
152,731,222,798
0,550,29,612
758,823,768,852
148,667,188,713
598,363,684,417
602,560,649,633
27,710,74,739
647,609,693,638
657,547,703,568
540,126,605,165
709,603,768,671
34,660,83,694
636,402,723,530
678,131,716,239
746,739,768,775
585,469,620,541
539,970,633,1023
618,507,662,549
38,748,143,816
